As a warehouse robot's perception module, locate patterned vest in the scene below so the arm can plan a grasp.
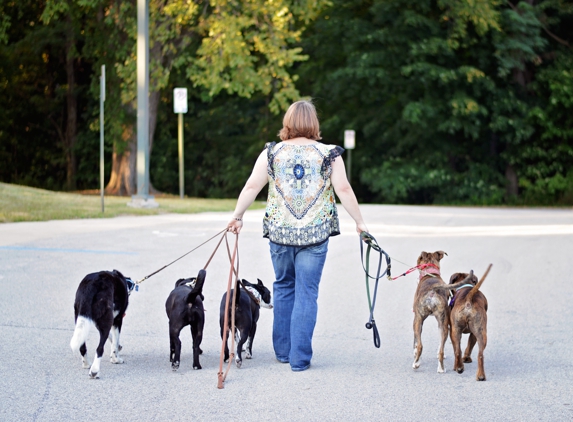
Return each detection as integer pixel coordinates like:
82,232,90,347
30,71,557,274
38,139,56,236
263,141,345,246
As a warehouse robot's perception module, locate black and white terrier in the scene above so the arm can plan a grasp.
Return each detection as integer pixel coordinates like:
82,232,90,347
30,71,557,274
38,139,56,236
165,270,206,371
219,278,272,368
70,270,135,379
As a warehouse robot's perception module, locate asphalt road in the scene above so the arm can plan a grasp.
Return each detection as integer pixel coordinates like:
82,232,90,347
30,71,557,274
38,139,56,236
0,204,572,421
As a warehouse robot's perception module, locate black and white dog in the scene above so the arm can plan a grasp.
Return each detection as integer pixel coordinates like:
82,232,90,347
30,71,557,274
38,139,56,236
219,279,272,368
165,270,206,371
70,269,135,379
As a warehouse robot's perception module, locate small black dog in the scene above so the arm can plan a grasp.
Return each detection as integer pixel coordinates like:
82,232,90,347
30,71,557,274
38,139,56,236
219,279,272,368
70,269,135,379
165,270,206,371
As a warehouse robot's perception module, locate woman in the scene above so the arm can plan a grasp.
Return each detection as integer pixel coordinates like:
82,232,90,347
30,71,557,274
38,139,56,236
227,100,368,371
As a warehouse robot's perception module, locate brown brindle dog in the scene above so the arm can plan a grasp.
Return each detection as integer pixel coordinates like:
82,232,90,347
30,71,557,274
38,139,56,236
412,251,449,373
434,264,492,381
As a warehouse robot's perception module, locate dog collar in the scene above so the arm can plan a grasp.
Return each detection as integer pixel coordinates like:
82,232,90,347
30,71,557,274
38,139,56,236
244,286,273,309
455,283,474,291
418,265,440,280
126,278,137,293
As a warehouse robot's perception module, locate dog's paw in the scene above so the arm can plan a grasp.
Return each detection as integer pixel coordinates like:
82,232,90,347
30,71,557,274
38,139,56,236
477,374,486,381
455,365,465,374
437,364,446,373
88,371,99,379
172,361,180,371
463,356,472,363
193,363,202,370
110,356,124,364
245,350,252,359
412,361,421,370
82,360,91,369
235,358,242,369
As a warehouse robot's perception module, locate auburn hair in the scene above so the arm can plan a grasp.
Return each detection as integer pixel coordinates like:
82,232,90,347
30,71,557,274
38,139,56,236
278,100,322,141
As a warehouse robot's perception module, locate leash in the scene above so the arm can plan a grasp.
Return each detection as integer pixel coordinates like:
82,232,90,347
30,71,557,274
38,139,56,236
134,228,228,286
359,232,391,348
389,262,440,281
218,233,239,389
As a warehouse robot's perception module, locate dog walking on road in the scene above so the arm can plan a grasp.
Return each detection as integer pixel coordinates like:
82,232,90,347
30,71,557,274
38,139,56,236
70,269,134,379
433,265,492,380
411,251,450,373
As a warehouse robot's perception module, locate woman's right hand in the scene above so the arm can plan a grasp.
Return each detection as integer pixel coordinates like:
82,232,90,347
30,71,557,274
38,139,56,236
227,218,243,234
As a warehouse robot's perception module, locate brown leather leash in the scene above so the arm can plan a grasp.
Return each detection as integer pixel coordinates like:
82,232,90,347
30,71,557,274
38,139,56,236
218,232,240,389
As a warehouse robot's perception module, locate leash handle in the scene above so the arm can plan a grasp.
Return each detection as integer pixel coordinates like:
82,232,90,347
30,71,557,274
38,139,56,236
359,232,390,349
365,319,381,349
359,232,391,280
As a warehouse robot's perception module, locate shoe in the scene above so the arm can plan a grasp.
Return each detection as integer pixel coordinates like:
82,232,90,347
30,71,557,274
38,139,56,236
291,363,310,372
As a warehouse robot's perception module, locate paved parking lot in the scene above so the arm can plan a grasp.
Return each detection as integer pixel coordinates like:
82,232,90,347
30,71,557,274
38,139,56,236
1,204,572,421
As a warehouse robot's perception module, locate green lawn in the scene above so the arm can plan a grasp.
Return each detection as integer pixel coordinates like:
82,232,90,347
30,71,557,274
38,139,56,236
0,182,264,223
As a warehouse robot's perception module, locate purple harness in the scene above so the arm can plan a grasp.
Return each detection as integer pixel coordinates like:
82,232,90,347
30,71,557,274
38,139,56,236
449,284,475,308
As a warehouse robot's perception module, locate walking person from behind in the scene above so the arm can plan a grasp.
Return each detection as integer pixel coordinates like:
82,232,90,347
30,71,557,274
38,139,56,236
227,100,368,371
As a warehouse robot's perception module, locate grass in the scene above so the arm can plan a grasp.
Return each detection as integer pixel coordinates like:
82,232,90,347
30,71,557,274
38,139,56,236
0,182,264,223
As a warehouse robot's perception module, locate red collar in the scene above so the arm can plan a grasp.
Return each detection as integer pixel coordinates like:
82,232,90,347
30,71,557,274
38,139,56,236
418,263,440,279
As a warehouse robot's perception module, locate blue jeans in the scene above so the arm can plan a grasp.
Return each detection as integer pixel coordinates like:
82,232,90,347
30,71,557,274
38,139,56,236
269,239,329,371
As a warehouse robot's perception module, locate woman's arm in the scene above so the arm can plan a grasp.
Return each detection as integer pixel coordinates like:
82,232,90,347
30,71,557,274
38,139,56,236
330,155,369,234
227,149,269,233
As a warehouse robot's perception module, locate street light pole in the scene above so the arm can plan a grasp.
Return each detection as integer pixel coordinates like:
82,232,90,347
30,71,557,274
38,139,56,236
129,0,157,208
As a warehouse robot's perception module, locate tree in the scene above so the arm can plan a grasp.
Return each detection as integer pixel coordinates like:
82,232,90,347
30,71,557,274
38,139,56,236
41,0,87,190
0,0,91,190
77,0,327,195
296,0,573,204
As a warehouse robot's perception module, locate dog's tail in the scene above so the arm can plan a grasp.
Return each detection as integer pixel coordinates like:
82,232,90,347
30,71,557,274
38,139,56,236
70,316,93,354
186,269,206,304
432,271,475,293
465,264,492,303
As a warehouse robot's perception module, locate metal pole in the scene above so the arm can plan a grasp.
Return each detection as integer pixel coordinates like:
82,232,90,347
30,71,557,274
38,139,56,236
178,113,184,199
100,65,105,213
347,149,352,184
136,0,149,199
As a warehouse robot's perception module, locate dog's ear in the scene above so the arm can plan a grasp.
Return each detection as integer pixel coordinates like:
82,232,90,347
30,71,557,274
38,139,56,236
449,273,464,285
435,251,447,261
257,278,263,286
417,252,427,264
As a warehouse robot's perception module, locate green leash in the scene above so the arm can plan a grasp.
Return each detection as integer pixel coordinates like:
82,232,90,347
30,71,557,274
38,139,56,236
359,232,391,348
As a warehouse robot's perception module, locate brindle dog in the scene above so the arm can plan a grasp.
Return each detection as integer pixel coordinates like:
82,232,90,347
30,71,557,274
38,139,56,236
412,251,449,373
434,265,492,381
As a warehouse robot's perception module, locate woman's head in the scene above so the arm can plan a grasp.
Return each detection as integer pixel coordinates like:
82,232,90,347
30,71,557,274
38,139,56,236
278,100,322,141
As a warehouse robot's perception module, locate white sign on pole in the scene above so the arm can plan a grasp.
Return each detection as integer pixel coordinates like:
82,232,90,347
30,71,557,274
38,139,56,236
173,88,188,113
344,130,356,149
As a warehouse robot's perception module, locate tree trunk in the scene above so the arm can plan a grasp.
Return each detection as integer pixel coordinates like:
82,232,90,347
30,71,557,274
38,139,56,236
105,123,137,195
104,33,167,196
149,89,160,155
64,14,77,191
505,164,519,199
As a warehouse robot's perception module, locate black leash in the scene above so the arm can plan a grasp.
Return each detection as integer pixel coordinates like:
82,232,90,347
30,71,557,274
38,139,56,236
359,232,391,348
135,228,228,285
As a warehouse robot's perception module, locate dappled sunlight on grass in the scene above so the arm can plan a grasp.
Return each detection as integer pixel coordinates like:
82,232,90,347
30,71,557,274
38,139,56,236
0,183,264,223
